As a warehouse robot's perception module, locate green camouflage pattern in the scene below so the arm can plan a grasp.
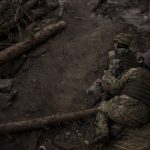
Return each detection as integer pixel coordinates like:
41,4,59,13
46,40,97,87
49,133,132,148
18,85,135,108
113,33,132,46
102,68,139,95
96,112,109,134
96,94,150,134
96,67,150,135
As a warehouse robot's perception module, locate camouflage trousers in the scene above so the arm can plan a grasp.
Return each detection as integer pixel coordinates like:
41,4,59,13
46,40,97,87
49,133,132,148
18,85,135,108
96,94,150,134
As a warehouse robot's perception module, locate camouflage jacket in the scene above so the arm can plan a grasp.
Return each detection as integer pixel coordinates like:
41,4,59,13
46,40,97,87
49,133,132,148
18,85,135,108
102,67,150,107
108,48,138,77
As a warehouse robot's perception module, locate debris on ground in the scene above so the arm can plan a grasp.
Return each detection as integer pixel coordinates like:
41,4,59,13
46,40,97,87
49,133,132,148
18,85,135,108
0,0,61,45
0,0,67,78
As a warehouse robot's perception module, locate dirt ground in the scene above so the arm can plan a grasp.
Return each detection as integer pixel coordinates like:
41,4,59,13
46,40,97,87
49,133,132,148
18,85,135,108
0,0,150,150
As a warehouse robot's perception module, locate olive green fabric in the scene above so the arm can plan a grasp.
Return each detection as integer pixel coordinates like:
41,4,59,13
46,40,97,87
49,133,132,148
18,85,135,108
96,67,150,135
116,49,138,70
108,48,138,77
122,68,150,107
97,94,150,128
101,68,139,95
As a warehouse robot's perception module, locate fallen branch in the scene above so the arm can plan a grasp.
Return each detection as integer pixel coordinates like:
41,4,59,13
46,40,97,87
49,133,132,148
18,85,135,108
0,21,67,65
13,0,38,23
0,108,98,134
0,0,38,39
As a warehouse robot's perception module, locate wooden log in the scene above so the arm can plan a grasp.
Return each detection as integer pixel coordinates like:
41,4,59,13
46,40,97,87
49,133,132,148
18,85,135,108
0,21,67,65
0,108,98,134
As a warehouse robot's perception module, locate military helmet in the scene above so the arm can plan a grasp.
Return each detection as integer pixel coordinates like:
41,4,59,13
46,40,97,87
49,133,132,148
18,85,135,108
113,33,132,46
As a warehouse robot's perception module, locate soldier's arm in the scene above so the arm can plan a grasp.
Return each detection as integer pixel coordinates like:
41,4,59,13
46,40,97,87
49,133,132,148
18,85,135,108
108,58,124,77
102,68,139,94
108,50,116,63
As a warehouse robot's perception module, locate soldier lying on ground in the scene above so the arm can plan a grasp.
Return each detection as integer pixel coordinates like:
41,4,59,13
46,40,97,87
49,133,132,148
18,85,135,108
87,34,150,144
87,33,138,100
89,66,150,145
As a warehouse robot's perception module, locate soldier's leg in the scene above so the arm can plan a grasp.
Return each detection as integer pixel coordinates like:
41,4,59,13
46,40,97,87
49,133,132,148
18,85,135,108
96,112,109,135
98,94,150,127
89,112,109,145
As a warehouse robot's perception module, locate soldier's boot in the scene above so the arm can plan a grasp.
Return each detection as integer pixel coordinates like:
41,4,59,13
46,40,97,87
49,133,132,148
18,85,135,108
89,112,109,145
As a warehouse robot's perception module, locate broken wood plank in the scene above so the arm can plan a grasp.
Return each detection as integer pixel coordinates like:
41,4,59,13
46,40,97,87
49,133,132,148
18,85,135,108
0,108,98,134
0,21,67,65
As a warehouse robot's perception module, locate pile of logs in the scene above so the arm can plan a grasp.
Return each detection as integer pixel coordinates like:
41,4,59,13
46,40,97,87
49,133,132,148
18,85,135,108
0,0,67,66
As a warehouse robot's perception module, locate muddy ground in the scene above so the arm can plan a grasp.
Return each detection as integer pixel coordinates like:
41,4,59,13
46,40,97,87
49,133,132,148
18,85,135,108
0,0,150,150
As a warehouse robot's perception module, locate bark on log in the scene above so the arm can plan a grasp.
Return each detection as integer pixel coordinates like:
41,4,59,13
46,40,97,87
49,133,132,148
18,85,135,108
0,21,67,65
0,108,98,134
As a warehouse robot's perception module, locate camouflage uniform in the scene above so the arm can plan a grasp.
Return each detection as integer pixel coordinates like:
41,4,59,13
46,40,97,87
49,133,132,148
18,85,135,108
96,67,150,136
87,33,137,98
88,34,149,144
108,33,138,77
94,34,149,139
